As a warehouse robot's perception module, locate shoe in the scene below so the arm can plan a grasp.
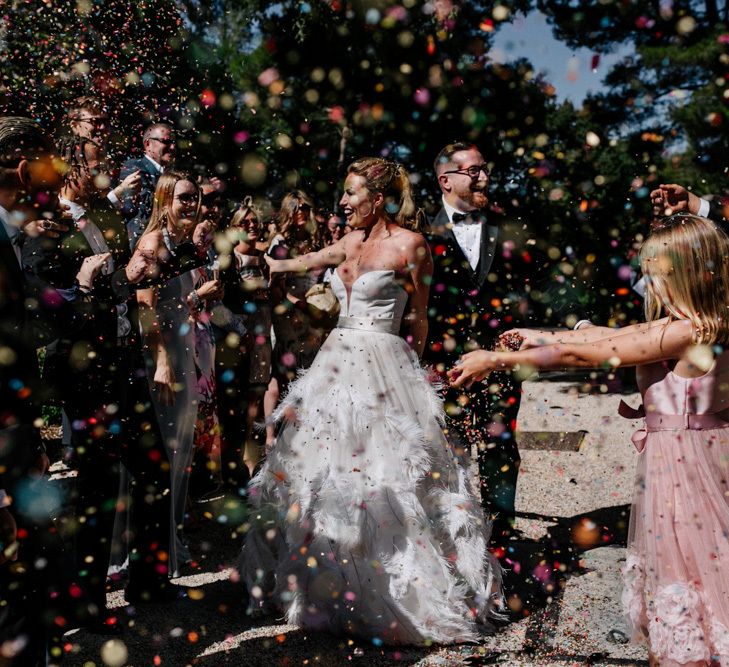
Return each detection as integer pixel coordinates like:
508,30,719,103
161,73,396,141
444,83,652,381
125,583,185,605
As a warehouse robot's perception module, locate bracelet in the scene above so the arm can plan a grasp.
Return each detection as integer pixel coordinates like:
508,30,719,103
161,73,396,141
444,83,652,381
188,289,201,309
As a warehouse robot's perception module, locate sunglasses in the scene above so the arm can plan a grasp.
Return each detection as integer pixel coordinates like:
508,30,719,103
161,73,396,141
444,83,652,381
148,137,175,147
175,194,199,205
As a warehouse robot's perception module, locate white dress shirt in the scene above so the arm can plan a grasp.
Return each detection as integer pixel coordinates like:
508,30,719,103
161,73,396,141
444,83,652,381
442,198,482,271
698,198,711,218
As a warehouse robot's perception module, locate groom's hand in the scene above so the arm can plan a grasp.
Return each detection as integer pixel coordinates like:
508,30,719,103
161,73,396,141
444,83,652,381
448,350,492,388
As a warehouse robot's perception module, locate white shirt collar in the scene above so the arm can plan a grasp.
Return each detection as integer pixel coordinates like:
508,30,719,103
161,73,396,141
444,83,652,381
442,196,468,224
58,196,86,222
144,154,163,174
442,197,486,225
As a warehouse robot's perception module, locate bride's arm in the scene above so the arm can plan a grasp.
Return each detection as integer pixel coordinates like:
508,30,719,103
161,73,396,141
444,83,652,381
265,237,347,275
402,235,433,357
450,319,693,387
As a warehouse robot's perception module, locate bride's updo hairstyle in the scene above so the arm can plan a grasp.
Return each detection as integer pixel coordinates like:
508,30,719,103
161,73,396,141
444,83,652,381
347,157,421,231
640,214,729,345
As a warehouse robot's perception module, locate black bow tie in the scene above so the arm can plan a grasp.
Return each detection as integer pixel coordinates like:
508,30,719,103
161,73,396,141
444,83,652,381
451,211,486,224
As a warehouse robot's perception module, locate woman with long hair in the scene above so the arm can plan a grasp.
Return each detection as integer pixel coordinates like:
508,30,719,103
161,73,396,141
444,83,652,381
219,197,273,477
264,189,325,448
135,171,217,575
451,215,729,666
239,158,503,645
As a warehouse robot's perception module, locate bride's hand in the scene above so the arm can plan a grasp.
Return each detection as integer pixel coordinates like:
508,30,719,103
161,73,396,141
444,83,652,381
448,350,494,388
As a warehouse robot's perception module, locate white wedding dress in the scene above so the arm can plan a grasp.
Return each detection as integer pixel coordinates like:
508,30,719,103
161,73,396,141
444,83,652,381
239,269,503,645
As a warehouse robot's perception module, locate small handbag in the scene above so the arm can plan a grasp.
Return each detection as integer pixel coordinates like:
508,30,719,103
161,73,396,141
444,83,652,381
304,281,340,326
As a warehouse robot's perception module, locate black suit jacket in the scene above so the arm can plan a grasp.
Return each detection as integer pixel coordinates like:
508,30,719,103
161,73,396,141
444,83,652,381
119,156,160,250
425,207,548,368
705,195,729,228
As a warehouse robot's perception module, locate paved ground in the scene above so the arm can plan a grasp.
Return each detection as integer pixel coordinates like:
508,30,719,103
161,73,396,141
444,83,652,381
61,374,649,666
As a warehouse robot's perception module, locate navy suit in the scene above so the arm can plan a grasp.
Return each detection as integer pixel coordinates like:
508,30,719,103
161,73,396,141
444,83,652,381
119,155,161,250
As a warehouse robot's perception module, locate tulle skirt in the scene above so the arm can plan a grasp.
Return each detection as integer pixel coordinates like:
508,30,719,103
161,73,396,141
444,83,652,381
238,325,503,645
622,429,729,665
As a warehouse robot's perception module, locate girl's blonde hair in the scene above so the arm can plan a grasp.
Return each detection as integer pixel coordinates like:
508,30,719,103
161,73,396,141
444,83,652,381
144,170,200,236
347,157,422,231
640,214,729,344
275,190,321,253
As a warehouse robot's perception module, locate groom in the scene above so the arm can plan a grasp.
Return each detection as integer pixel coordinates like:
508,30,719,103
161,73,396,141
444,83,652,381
425,142,531,548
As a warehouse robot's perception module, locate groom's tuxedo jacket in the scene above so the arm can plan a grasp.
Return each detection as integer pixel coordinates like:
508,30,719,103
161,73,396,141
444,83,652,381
424,206,546,369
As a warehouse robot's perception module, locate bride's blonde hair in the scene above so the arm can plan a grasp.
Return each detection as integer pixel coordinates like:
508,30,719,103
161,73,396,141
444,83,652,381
347,158,422,231
640,214,729,344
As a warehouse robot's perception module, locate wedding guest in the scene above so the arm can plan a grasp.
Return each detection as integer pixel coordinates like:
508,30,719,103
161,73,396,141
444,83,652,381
135,171,210,576
66,96,110,146
120,122,176,249
450,214,729,667
323,212,346,246
24,133,182,623
188,178,227,500
221,198,272,476
0,115,115,658
264,190,324,448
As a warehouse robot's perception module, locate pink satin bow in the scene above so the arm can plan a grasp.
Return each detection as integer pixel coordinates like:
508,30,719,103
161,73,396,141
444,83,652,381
618,399,647,453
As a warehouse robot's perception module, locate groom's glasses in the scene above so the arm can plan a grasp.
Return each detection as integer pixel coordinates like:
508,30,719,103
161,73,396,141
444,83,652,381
442,164,490,179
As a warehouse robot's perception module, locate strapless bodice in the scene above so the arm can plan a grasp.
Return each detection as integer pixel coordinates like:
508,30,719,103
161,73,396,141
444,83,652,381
330,269,409,323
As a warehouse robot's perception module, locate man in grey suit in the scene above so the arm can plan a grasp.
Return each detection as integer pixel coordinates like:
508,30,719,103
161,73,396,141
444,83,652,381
119,122,176,249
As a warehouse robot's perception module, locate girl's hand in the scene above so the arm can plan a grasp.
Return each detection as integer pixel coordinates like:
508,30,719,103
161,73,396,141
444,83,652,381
448,350,495,388
153,362,176,406
498,328,535,350
195,279,224,301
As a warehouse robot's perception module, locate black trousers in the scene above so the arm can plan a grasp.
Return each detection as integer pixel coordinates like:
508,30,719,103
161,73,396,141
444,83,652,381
214,339,252,492
67,345,171,614
0,427,72,666
441,369,521,540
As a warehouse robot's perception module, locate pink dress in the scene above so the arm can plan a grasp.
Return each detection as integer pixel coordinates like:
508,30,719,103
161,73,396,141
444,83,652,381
622,356,729,666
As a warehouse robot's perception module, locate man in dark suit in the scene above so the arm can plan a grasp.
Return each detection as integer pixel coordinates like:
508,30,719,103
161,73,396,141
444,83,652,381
0,115,98,664
119,122,176,249
426,141,542,548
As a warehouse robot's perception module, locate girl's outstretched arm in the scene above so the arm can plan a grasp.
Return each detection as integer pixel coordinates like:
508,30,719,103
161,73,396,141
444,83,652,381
502,317,672,349
449,319,694,388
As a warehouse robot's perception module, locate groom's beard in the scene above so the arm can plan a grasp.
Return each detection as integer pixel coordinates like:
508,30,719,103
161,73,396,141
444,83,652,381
465,187,488,211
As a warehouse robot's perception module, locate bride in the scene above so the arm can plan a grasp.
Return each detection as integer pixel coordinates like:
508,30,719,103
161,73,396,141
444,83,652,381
238,158,503,645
